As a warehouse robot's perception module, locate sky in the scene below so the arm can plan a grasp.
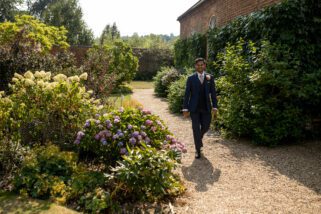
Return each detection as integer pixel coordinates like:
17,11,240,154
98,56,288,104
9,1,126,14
78,0,198,37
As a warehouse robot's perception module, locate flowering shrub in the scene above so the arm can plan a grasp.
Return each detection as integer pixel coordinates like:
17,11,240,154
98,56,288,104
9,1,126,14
75,107,186,166
0,70,103,147
154,67,180,98
110,144,185,201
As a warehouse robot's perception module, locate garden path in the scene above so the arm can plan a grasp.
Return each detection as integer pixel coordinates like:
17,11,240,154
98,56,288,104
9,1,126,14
132,88,321,214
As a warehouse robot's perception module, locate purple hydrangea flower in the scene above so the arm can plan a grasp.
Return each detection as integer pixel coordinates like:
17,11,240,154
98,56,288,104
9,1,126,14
137,135,142,141
119,133,124,138
118,142,124,147
142,109,151,115
77,131,85,137
145,137,151,144
145,120,153,126
151,126,157,132
129,137,136,145
95,114,100,118
113,134,119,140
140,125,146,130
103,130,112,138
95,120,101,124
84,121,90,128
166,135,172,141
107,123,113,129
114,118,120,123
119,107,124,113
102,140,107,145
140,131,147,137
132,131,139,138
105,119,111,125
120,148,127,155
127,124,133,130
114,116,120,120
95,134,101,140
74,139,80,144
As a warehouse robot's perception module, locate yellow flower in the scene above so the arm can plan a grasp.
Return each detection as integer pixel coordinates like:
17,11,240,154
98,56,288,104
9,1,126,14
14,73,24,80
79,72,88,80
68,75,80,82
53,74,67,82
45,72,52,80
37,80,45,87
24,79,35,86
24,71,35,80
0,91,5,98
12,77,19,83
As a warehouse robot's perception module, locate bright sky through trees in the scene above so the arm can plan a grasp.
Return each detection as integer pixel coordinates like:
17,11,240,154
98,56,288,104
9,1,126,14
79,0,198,37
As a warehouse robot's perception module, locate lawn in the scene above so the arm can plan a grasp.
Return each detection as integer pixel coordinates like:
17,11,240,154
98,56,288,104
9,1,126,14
0,191,78,214
129,81,154,89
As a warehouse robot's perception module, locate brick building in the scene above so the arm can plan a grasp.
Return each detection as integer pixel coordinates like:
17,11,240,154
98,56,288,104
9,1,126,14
178,0,281,38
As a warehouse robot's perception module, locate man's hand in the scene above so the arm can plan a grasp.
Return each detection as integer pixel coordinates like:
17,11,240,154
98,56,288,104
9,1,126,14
183,111,190,118
212,108,218,118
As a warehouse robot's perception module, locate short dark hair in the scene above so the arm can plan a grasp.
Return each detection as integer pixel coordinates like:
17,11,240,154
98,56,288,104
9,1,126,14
194,57,206,65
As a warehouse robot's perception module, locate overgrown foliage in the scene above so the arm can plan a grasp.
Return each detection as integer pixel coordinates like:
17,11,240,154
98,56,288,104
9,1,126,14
153,67,180,98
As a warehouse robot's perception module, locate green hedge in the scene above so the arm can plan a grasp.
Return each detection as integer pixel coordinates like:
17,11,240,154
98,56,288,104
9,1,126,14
174,33,206,68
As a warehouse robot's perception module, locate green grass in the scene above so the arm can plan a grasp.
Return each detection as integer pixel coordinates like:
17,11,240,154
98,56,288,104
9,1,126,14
0,191,78,214
129,81,154,89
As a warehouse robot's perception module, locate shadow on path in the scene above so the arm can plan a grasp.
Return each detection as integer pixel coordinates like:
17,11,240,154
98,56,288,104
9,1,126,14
182,156,221,192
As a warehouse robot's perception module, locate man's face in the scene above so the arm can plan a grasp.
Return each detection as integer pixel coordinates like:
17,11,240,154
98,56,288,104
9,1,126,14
195,61,206,73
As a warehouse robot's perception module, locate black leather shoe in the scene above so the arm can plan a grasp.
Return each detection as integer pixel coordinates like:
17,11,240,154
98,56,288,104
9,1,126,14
195,151,201,159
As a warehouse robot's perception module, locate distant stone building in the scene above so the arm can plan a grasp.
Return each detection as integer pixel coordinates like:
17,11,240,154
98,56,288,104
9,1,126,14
177,0,281,39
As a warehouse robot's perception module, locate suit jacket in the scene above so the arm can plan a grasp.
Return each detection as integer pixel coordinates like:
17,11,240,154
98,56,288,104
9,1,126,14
183,72,218,112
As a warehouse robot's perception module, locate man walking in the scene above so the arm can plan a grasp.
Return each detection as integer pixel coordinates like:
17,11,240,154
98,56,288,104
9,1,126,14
183,58,218,159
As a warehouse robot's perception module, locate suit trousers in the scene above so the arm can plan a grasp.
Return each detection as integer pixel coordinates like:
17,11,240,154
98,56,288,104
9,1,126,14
190,110,212,152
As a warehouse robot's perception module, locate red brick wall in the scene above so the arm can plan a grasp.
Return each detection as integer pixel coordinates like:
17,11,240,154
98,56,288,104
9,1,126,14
179,0,281,38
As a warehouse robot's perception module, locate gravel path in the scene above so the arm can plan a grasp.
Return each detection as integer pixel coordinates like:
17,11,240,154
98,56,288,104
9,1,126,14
132,89,321,214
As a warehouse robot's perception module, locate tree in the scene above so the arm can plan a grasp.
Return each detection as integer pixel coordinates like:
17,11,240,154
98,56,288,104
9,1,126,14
0,15,69,52
100,22,120,45
27,0,94,45
0,0,23,22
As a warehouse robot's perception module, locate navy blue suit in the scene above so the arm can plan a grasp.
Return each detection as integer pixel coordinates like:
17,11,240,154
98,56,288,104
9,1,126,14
183,72,218,152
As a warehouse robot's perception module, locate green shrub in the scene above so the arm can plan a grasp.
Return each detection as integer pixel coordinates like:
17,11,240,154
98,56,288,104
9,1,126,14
153,67,180,98
110,144,185,201
75,108,186,166
168,74,189,114
0,70,102,147
83,42,138,98
14,145,77,203
216,40,308,145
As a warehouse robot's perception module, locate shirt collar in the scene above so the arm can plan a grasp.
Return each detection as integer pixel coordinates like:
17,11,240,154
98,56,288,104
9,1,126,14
196,71,205,76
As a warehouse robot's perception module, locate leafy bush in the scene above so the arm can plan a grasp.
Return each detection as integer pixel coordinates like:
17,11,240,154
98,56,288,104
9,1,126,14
153,67,180,98
0,71,102,147
0,15,69,52
216,40,312,145
110,144,185,201
75,108,186,166
14,145,77,203
82,41,138,98
168,74,189,114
